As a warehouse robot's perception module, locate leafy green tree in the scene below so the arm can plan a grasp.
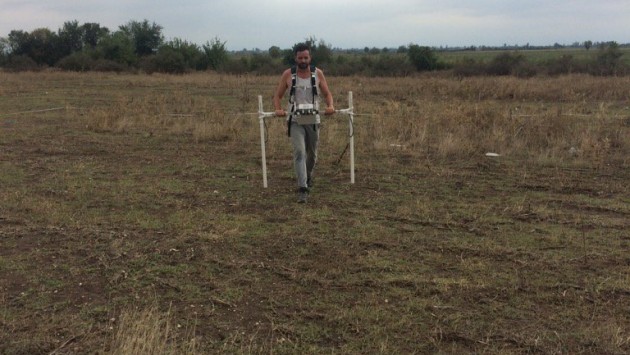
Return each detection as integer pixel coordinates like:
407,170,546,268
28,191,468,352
31,28,59,65
146,46,186,73
281,48,294,66
0,37,9,65
595,41,623,75
7,30,29,54
81,23,109,48
313,40,333,65
407,44,437,71
8,28,58,66
96,31,136,65
584,40,592,51
160,38,204,70
202,37,228,70
57,20,84,58
268,46,282,59
119,19,164,56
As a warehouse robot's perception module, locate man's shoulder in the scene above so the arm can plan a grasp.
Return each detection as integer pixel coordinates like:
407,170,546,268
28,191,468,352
315,67,326,81
282,68,293,76
279,68,293,83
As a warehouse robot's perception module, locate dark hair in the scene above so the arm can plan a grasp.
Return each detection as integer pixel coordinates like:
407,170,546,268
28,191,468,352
293,43,311,55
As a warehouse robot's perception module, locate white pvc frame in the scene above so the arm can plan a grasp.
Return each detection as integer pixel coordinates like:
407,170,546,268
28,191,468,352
257,92,355,188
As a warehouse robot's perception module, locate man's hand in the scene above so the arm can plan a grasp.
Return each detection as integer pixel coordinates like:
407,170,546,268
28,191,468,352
275,109,287,117
324,106,335,115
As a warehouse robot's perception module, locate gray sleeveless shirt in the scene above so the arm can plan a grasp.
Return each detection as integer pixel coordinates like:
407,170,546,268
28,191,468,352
289,73,321,125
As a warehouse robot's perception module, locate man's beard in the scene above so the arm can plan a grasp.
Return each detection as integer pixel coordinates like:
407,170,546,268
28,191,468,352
297,62,309,69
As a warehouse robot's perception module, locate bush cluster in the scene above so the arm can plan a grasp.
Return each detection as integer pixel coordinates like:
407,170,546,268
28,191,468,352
1,19,628,77
452,43,628,78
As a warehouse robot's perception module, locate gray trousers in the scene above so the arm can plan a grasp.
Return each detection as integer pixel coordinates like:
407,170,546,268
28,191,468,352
290,123,319,188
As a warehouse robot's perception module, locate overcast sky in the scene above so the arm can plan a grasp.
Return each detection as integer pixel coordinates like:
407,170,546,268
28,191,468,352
1,0,628,50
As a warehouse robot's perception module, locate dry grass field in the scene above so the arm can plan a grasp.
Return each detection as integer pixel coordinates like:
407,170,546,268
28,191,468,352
1,71,629,354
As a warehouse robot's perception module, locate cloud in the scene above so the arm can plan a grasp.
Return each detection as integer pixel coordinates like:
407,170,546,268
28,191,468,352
0,0,628,49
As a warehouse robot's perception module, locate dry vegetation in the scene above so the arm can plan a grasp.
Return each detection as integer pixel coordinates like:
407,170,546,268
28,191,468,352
1,71,629,354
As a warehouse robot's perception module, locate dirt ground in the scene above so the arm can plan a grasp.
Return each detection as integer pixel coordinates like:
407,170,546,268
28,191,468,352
1,72,630,354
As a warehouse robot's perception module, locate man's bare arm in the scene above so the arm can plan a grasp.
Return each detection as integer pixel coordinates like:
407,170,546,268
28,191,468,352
273,69,291,116
317,69,335,115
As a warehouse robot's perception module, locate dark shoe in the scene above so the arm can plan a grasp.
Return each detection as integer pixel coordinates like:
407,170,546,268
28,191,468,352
307,176,314,188
297,187,309,203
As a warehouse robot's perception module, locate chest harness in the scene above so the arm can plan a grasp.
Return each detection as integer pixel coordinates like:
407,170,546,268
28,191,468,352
287,64,318,136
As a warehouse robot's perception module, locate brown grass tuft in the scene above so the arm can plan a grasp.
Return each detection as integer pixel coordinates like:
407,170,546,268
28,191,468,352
110,304,197,355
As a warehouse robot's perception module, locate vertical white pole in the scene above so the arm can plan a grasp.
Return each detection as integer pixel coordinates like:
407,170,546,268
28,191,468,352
258,95,268,188
348,91,355,184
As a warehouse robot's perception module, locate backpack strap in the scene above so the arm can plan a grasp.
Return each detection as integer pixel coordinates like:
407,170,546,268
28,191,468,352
289,66,298,104
309,64,318,103
288,66,296,137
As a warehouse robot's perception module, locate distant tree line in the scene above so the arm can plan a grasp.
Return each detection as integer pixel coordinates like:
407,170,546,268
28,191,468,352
0,19,229,74
451,42,627,77
0,20,628,77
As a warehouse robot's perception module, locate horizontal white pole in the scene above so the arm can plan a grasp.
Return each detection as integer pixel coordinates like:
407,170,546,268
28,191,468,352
258,111,277,118
335,108,353,115
257,109,354,118
259,110,354,117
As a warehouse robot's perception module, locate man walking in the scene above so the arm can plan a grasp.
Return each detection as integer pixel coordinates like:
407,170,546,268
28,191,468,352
273,43,335,203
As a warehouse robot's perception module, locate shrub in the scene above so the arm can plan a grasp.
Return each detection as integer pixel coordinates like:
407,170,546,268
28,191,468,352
407,44,438,71
92,59,127,72
512,61,537,78
203,37,228,71
247,53,276,74
221,57,249,75
592,42,624,76
371,55,414,77
4,55,40,72
142,49,187,74
57,52,95,71
452,57,487,78
543,54,574,76
486,52,525,76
